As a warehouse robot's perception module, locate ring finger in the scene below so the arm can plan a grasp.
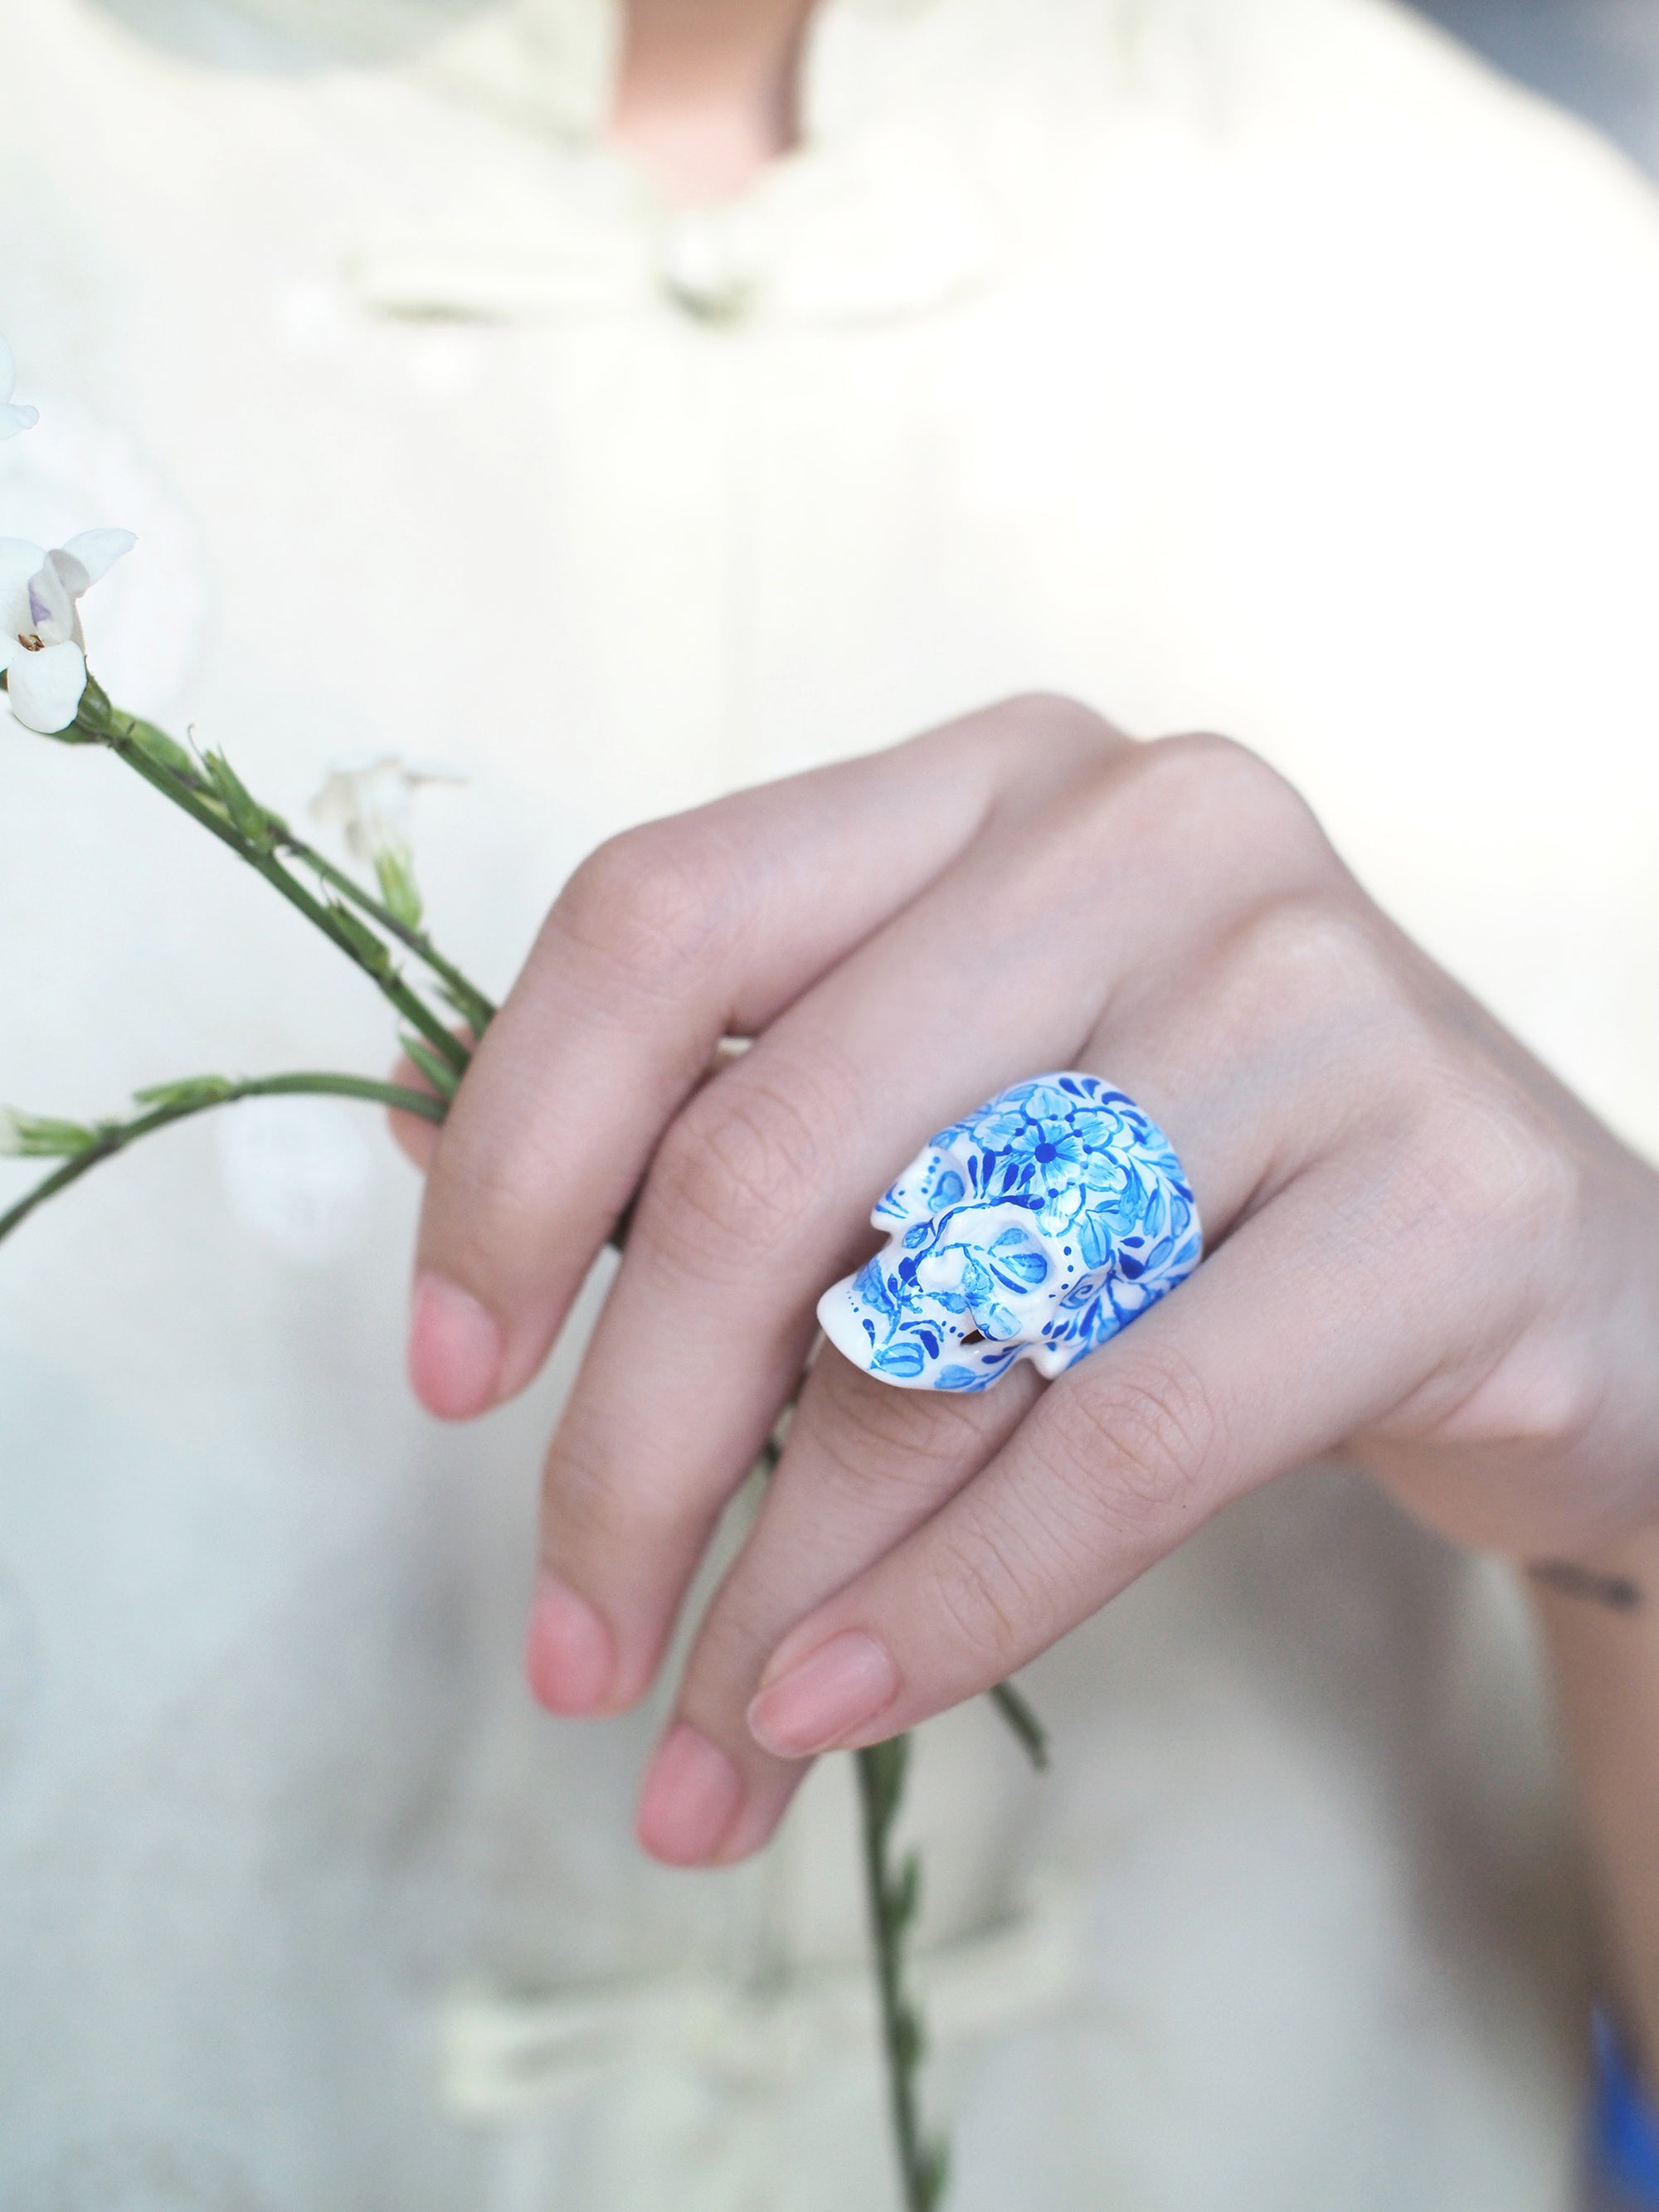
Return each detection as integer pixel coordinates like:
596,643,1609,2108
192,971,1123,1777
636,955,1327,1863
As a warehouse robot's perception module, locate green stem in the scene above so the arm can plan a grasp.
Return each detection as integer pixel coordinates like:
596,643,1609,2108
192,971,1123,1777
0,1074,445,1248
99,721,469,1077
278,829,495,1033
988,1680,1049,1772
69,695,495,1034
857,1737,950,2212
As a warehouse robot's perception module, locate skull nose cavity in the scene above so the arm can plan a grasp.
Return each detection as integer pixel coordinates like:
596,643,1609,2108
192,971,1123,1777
823,1073,1202,1393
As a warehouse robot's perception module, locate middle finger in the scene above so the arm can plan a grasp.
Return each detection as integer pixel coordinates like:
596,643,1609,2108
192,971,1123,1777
528,786,1187,1718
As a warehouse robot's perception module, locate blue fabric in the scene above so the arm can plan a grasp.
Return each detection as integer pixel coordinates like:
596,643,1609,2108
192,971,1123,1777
1594,2011,1659,2205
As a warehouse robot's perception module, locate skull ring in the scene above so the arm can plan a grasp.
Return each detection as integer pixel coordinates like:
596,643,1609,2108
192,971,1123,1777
817,1073,1202,1393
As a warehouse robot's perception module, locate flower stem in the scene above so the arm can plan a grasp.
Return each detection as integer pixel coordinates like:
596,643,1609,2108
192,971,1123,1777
277,829,495,1034
0,1073,444,1248
97,716,469,1076
857,1736,951,2212
67,693,497,1034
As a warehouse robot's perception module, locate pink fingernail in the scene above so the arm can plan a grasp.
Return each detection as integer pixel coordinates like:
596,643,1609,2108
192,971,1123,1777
525,1572,615,1716
747,1631,900,1757
636,1724,744,1866
408,1272,504,1420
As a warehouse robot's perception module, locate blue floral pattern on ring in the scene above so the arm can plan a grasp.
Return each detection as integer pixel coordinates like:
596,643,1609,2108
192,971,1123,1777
817,1074,1202,1393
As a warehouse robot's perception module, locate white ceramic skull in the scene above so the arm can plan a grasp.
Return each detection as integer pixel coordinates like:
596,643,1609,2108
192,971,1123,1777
817,1074,1201,1393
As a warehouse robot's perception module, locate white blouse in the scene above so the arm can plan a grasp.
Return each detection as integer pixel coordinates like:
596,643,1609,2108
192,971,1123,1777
2,1,1658,2205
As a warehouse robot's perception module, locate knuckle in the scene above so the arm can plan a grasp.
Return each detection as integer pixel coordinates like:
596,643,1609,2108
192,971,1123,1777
693,1575,784,1675
965,693,1130,808
998,690,1124,760
1045,1352,1224,1537
648,1066,840,1262
1040,732,1338,911
549,824,737,997
810,1364,999,1500
1454,1334,1605,1456
926,1512,1038,1674
1145,727,1274,793
544,1424,703,1558
1219,892,1395,1034
1143,732,1333,867
1419,1087,1582,1250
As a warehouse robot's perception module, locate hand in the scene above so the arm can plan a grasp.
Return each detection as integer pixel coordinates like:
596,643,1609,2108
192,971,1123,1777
407,695,1659,1866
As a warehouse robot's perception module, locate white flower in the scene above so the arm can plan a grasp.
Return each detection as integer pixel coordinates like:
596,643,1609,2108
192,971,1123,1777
0,338,37,440
309,753,464,926
0,529,136,733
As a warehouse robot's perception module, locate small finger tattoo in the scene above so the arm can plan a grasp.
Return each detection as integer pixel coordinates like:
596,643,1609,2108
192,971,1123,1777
1528,1559,1646,1614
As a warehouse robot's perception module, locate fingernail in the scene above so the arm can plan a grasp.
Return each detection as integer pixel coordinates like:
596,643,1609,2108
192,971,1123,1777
525,1572,615,1715
747,1630,900,1757
408,1272,504,1420
636,1724,744,1866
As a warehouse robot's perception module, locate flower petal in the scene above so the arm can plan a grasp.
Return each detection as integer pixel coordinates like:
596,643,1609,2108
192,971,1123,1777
0,537,45,639
0,339,37,437
6,640,87,732
27,556,80,649
59,528,136,586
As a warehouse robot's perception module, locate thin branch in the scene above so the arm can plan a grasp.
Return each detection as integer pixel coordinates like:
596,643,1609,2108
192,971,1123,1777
857,1736,951,2212
67,693,497,1033
279,829,496,1033
69,690,472,1076
0,1073,445,1247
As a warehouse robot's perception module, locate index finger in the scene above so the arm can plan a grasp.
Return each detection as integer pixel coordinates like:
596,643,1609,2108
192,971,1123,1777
408,703,1085,1417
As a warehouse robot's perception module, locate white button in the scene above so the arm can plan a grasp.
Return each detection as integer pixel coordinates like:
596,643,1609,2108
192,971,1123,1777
659,211,764,325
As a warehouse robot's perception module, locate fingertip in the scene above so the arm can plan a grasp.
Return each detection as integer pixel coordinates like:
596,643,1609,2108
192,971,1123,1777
747,1629,900,1757
408,1271,506,1419
525,1570,617,1716
635,1723,745,1866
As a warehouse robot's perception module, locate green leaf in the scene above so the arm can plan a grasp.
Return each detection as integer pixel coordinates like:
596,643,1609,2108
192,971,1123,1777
72,670,114,732
202,749,278,851
987,1680,1049,1772
917,2141,951,2211
373,848,424,931
0,1109,100,1158
889,1852,922,1932
399,1033,460,1102
326,900,395,975
437,978,493,1036
124,717,198,781
131,1075,236,1110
